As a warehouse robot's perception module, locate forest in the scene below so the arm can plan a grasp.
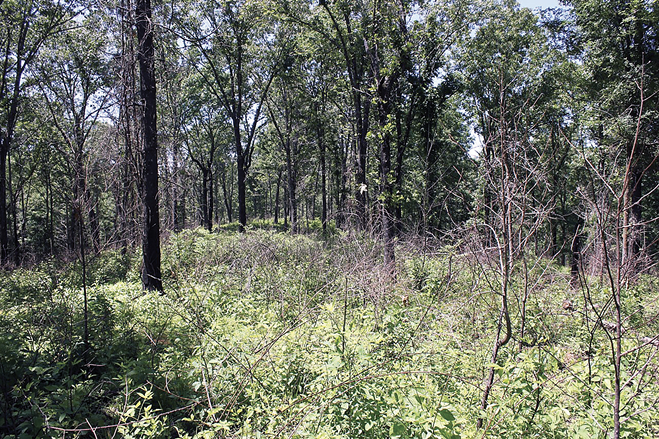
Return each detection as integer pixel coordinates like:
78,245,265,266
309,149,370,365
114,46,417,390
1,0,658,437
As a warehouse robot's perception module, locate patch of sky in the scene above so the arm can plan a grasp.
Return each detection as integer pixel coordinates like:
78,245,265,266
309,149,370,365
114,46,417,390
518,0,565,9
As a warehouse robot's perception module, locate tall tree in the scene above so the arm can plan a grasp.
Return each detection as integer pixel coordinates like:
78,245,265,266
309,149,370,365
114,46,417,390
175,0,285,232
313,0,371,229
460,2,563,427
564,2,659,437
34,18,111,255
566,0,659,274
136,0,162,291
0,0,70,264
182,82,229,231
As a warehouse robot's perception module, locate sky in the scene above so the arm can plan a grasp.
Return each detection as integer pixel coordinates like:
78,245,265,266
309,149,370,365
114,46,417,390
518,0,563,8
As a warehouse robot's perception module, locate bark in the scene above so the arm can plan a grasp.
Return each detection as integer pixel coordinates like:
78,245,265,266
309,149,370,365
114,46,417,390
0,137,8,264
8,153,19,264
286,141,298,233
571,219,584,286
274,168,282,224
622,159,642,274
320,133,327,234
320,3,369,230
208,169,214,231
221,165,233,224
0,10,28,265
201,168,209,230
237,149,247,232
172,142,181,231
136,0,162,292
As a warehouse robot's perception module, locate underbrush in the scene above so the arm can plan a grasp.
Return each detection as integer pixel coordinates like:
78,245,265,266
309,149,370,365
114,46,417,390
1,228,658,437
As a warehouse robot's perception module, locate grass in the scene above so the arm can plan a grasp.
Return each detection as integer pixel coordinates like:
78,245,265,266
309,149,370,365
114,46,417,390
1,227,658,438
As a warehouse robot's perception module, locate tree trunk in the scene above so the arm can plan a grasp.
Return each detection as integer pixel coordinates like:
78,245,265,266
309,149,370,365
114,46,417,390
201,168,209,229
274,168,282,224
286,141,297,234
320,134,327,234
0,138,8,265
237,152,247,232
172,142,181,231
355,92,369,230
208,170,214,231
221,167,232,224
136,0,162,292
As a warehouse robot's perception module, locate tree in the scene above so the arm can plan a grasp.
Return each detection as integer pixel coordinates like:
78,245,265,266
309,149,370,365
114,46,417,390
136,0,162,291
566,0,659,275
563,1,659,436
34,18,112,255
182,81,230,231
175,0,285,232
460,2,565,427
0,0,70,265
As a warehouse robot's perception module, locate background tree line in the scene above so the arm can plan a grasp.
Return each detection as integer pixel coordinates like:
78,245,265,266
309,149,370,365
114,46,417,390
1,0,659,437
1,0,657,282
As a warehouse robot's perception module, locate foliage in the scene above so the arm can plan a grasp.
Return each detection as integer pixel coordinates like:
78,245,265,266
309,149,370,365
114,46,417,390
1,229,658,437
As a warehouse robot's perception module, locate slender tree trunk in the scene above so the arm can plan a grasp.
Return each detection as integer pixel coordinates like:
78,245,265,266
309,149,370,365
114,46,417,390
571,218,584,286
235,111,248,231
172,142,181,231
237,152,247,232
286,141,297,234
320,132,327,234
8,152,19,265
44,171,52,254
201,168,209,229
90,206,100,253
274,168,281,224
208,170,214,231
622,161,642,274
136,0,162,292
0,138,8,265
221,168,232,224
337,134,349,229
0,19,28,266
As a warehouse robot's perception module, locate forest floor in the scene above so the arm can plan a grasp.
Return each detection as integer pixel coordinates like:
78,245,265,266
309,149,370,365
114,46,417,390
1,227,659,438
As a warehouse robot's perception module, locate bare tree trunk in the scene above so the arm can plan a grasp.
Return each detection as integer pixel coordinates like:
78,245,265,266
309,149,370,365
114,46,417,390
221,166,232,224
286,141,297,234
237,140,247,232
136,0,162,292
320,133,327,234
201,168,209,230
274,168,281,225
172,142,181,231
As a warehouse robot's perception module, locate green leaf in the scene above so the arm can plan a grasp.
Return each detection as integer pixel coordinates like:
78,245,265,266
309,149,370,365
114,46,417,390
439,408,455,422
390,421,406,437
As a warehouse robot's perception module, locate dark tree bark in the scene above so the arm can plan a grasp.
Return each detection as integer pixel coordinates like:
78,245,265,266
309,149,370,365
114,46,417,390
320,129,327,234
285,140,297,233
1,65,22,265
136,0,162,291
201,168,209,229
220,164,233,224
172,141,182,231
274,168,282,224
0,135,9,265
236,145,247,231
0,11,28,266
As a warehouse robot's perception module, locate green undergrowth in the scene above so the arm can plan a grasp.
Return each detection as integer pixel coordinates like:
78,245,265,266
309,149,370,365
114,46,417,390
1,228,658,437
